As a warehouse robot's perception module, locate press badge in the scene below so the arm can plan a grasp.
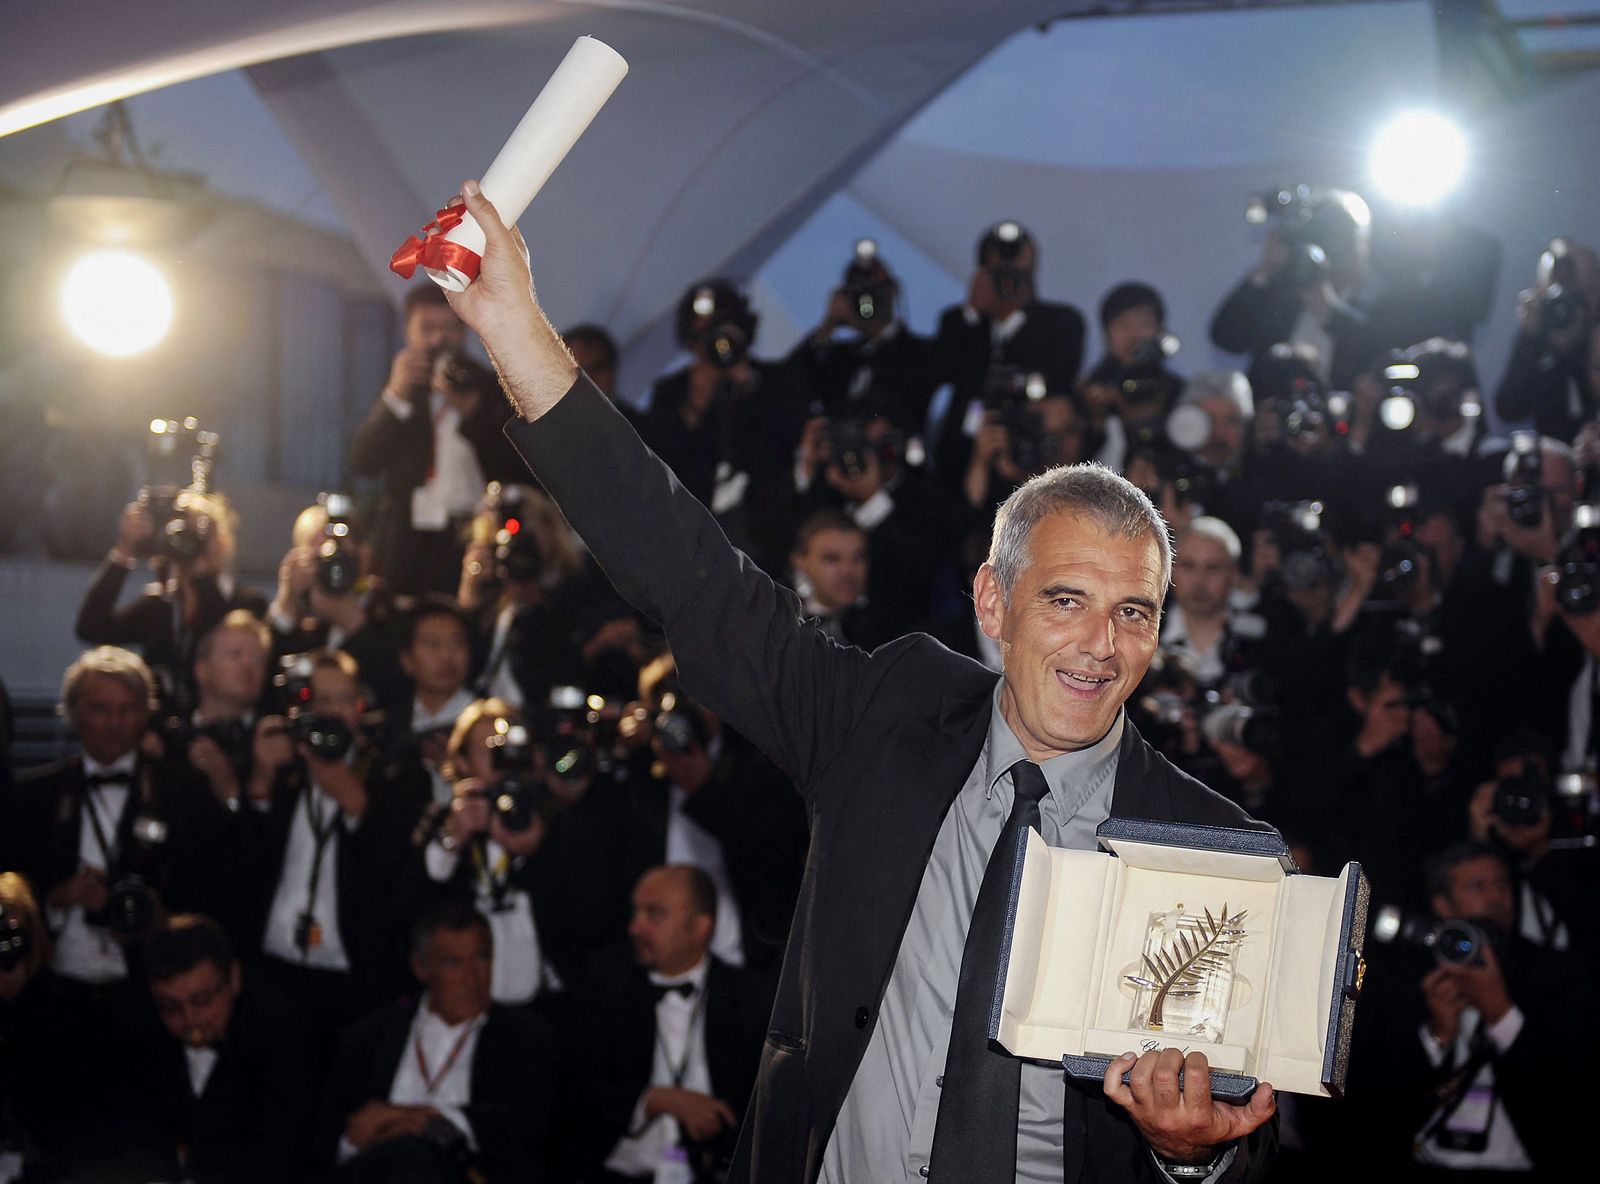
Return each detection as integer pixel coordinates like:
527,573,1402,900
653,1142,692,1184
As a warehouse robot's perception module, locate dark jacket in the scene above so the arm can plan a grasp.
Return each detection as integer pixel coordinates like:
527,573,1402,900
1209,273,1372,388
505,375,1277,1184
578,949,775,1171
119,980,315,1184
320,1000,556,1183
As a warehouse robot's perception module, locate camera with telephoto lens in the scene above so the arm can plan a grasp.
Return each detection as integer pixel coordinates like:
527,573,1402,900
1536,239,1590,336
272,654,357,761
840,239,896,323
162,713,251,768
1245,184,1369,289
1371,906,1490,967
140,417,221,564
1197,693,1280,756
1493,762,1551,828
1553,504,1600,615
979,220,1033,302
315,492,360,596
103,875,159,939
1377,484,1426,598
536,685,602,783
0,902,31,972
1259,500,1337,590
481,482,543,584
1375,340,1480,436
1252,347,1349,443
983,367,1056,473
677,282,757,372
434,349,488,398
653,689,710,756
823,416,903,481
1108,334,1183,412
1504,430,1545,529
483,717,547,832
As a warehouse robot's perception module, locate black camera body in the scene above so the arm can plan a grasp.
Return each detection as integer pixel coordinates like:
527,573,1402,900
978,221,1034,302
696,321,751,370
1504,431,1545,529
139,487,216,564
1259,500,1337,591
983,366,1055,473
141,417,220,564
316,492,360,596
282,713,356,761
1373,906,1490,967
1108,335,1182,412
0,902,33,972
841,239,896,323
1555,504,1600,615
824,417,902,481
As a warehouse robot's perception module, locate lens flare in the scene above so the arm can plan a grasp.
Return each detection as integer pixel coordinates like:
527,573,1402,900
59,249,174,357
1369,111,1468,207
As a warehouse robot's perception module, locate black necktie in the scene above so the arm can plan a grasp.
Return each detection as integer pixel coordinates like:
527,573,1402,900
651,980,696,1003
928,759,1051,1182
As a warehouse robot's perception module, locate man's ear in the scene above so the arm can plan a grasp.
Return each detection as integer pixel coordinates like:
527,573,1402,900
1346,687,1368,716
974,563,1006,643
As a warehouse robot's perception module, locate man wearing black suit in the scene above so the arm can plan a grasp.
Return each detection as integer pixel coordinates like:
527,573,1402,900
321,900,556,1183
347,284,521,595
243,648,430,1043
120,914,314,1184
1,648,228,995
440,182,1278,1184
929,221,1087,487
584,865,773,1183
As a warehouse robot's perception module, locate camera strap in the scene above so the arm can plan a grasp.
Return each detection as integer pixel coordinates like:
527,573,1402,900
81,766,142,876
470,838,514,912
299,786,343,922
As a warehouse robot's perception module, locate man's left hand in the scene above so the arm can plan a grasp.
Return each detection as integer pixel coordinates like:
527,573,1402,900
1103,1048,1275,1164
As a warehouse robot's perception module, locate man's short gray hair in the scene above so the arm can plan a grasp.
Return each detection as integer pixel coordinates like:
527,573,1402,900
987,463,1172,602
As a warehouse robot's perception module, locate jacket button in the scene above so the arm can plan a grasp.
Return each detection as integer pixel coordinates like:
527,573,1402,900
935,1075,944,1087
919,1167,930,1178
854,1006,869,1029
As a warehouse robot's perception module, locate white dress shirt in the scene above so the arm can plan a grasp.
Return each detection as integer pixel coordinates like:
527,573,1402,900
50,753,135,984
1414,1006,1533,1171
665,761,744,967
339,1003,485,1162
261,781,357,971
604,958,713,1177
382,388,485,530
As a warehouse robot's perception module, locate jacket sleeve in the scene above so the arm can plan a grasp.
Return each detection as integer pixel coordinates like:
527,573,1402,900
74,560,144,646
347,393,428,486
503,377,870,802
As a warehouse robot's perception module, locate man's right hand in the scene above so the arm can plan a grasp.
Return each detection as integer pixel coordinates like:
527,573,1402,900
1252,226,1292,284
50,866,109,913
1422,964,1468,1048
644,1086,737,1142
448,781,493,844
385,345,434,402
249,717,295,802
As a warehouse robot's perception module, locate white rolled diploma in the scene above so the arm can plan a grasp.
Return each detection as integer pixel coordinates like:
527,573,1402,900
425,35,629,291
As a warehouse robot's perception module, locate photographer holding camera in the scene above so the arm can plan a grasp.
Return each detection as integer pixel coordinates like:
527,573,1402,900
638,279,810,576
268,497,410,717
419,697,621,1005
348,284,522,596
1493,238,1600,443
76,486,265,712
1159,371,1255,535
1,649,228,1022
1350,843,1596,1179
786,240,942,437
961,378,1091,513
1079,282,1185,469
244,649,430,1047
928,221,1087,486
1209,187,1373,389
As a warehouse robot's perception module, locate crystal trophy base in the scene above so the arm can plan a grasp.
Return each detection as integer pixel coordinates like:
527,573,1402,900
1124,902,1247,1043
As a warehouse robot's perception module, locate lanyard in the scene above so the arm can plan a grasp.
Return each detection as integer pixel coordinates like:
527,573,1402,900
414,1018,480,1096
470,837,515,911
82,778,134,873
654,983,709,1090
300,787,342,916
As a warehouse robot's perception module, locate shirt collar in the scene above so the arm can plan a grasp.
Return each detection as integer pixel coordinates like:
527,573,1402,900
413,688,476,730
982,685,1124,818
419,999,488,1038
83,751,137,779
649,956,710,992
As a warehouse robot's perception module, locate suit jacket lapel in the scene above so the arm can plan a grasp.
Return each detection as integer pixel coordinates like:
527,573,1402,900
1107,718,1172,822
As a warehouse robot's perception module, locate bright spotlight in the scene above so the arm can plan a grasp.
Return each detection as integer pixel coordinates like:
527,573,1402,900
1369,110,1468,207
59,249,174,357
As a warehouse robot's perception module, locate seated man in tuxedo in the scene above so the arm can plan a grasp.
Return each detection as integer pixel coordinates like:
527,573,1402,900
322,899,556,1183
121,914,313,1184
584,865,773,1183
245,648,430,1046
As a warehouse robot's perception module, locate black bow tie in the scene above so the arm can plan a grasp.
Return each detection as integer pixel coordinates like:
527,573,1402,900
651,981,696,1003
85,771,133,789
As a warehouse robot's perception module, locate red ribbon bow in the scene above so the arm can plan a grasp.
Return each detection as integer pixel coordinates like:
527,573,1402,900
389,205,482,282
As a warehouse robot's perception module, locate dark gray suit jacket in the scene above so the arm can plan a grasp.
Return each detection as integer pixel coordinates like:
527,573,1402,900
506,374,1276,1184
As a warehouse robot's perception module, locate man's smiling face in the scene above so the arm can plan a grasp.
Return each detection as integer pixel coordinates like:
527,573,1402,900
975,512,1164,760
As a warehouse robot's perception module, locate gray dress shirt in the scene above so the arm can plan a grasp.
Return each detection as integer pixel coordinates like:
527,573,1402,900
820,691,1123,1183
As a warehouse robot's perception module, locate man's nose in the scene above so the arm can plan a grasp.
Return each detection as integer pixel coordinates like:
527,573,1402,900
1081,613,1117,661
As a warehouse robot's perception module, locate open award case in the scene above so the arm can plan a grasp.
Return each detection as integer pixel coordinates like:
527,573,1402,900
991,818,1369,1099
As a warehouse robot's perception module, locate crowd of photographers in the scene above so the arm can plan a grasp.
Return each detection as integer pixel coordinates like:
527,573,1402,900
3,185,1599,1182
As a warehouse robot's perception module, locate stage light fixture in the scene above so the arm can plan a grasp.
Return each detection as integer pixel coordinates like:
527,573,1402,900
1369,110,1468,207
59,249,174,357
